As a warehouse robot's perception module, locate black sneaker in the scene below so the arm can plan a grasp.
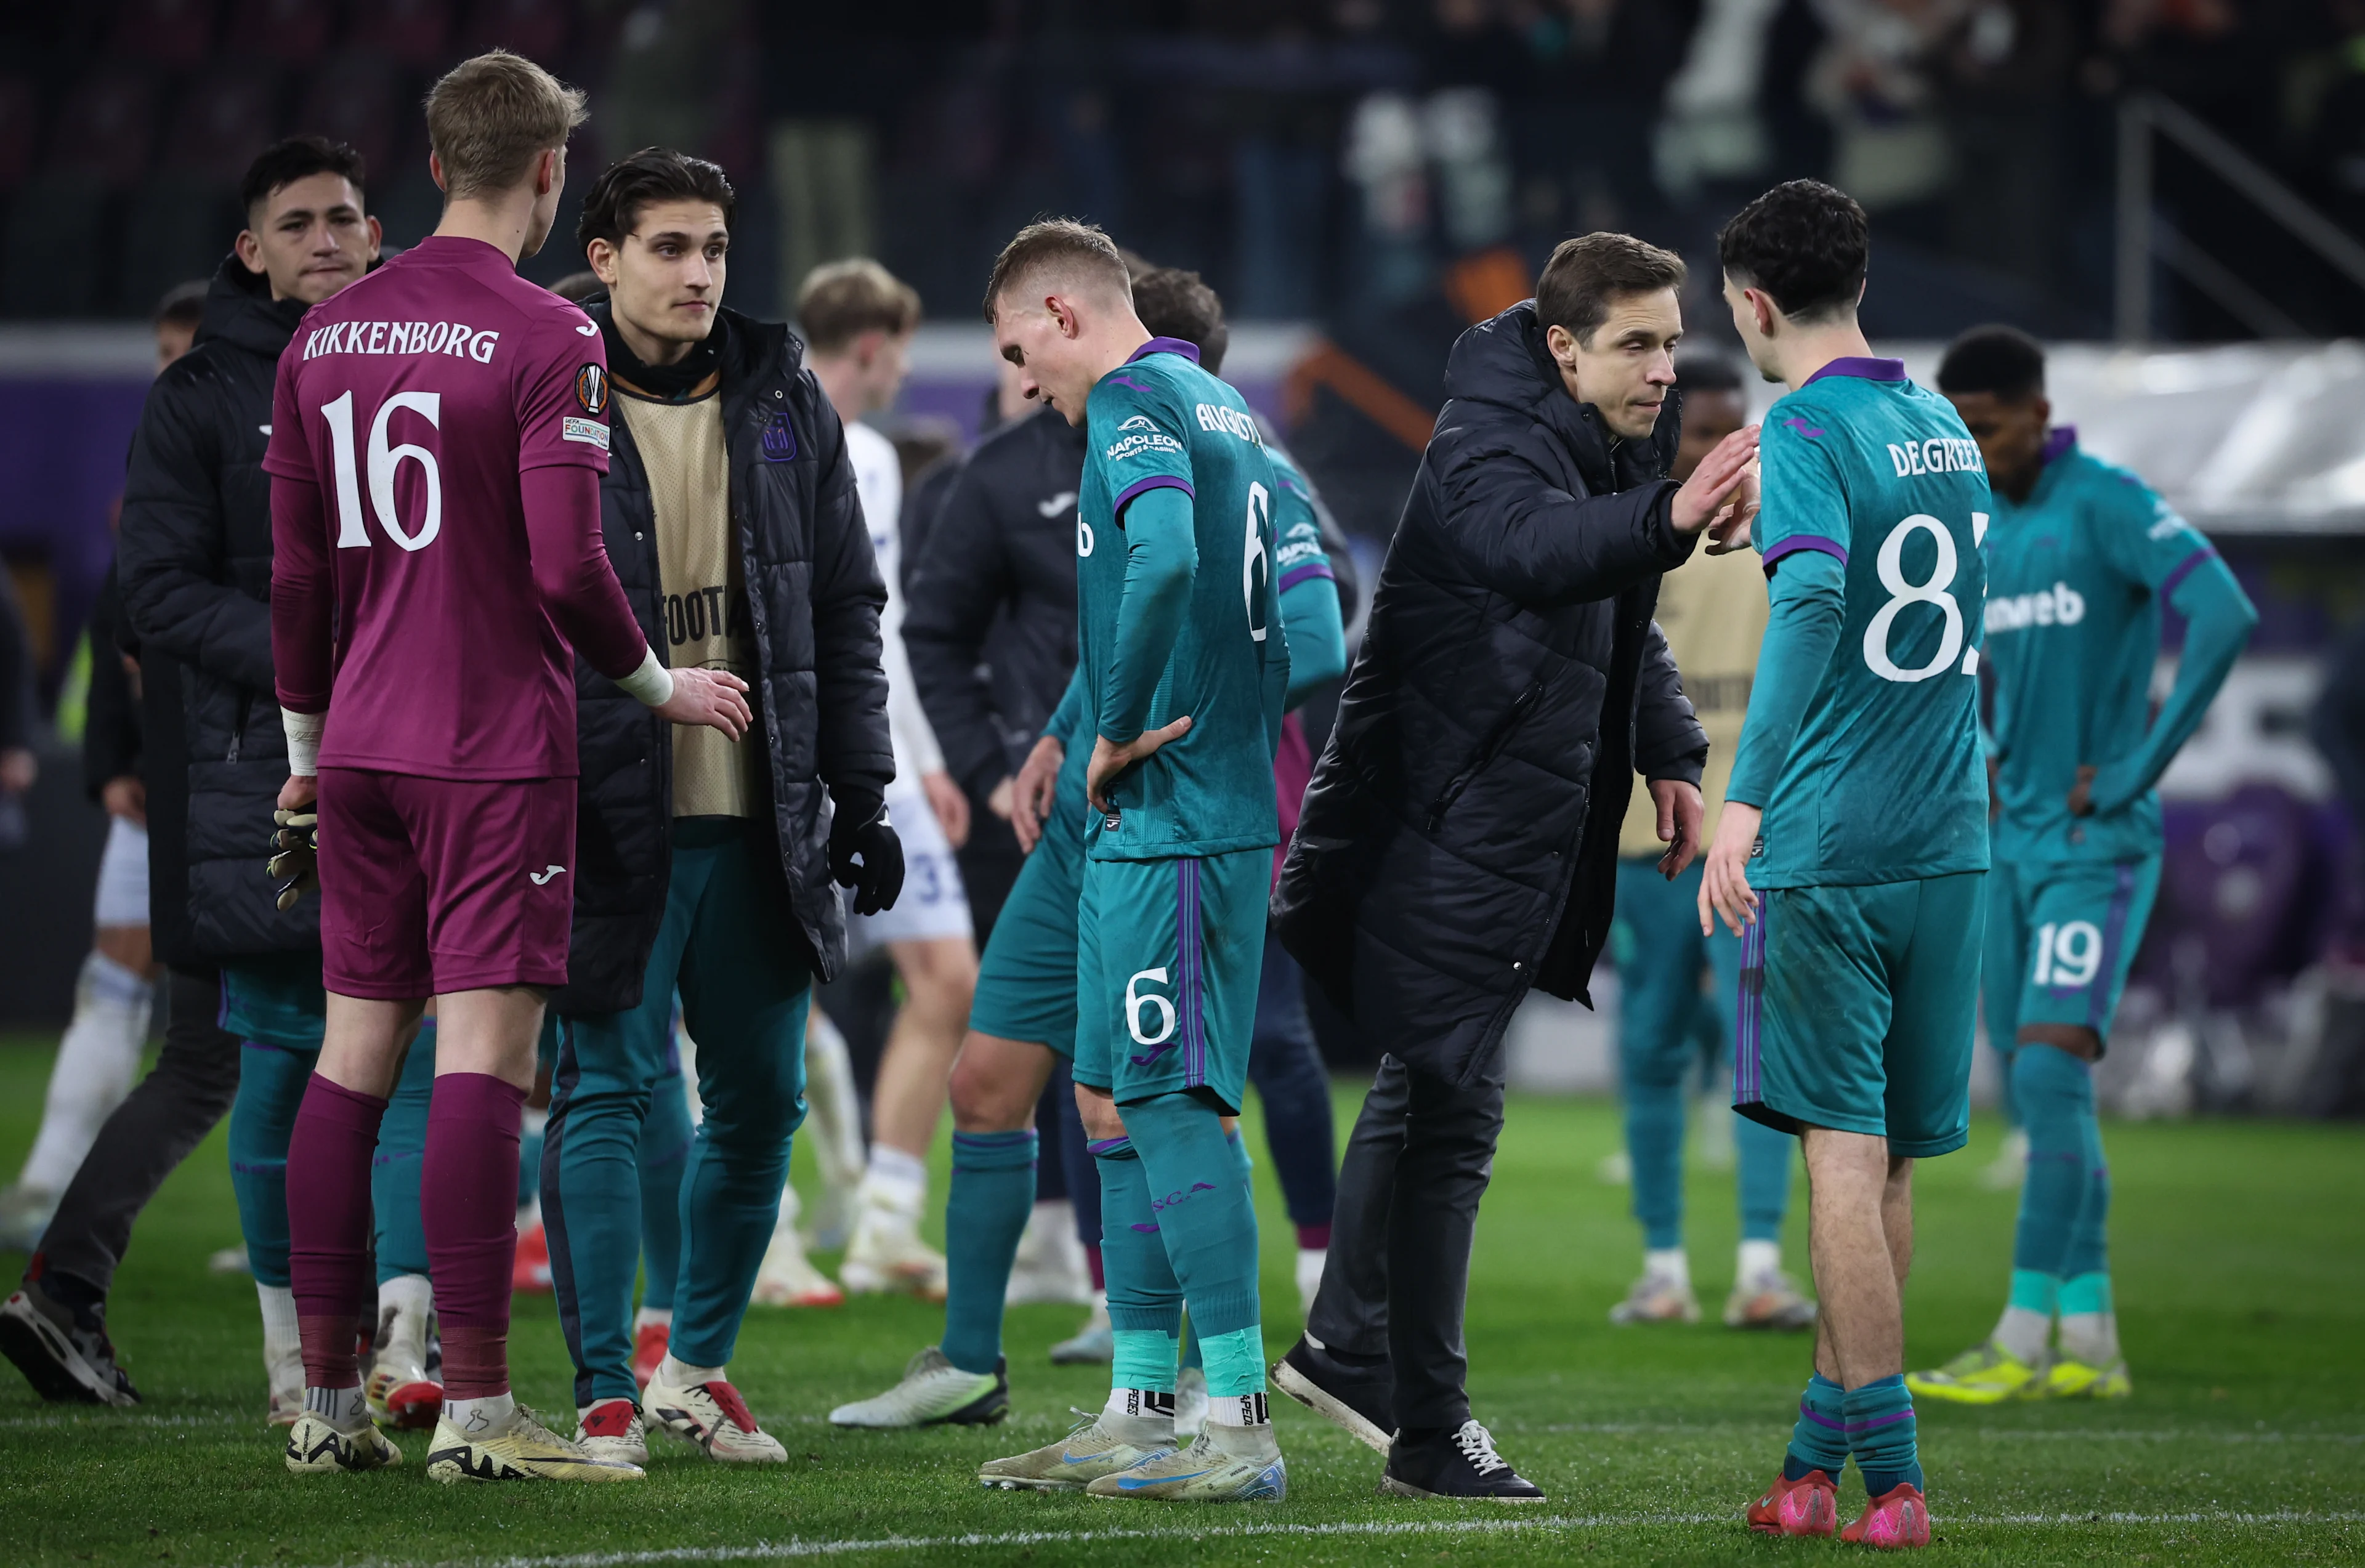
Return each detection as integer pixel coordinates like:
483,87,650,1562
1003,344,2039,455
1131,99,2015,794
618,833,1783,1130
1380,1420,1544,1501
0,1280,140,1405
1271,1333,1393,1454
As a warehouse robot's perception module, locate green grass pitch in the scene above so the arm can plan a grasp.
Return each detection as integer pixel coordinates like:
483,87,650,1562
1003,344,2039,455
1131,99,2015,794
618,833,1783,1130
0,1034,2358,1566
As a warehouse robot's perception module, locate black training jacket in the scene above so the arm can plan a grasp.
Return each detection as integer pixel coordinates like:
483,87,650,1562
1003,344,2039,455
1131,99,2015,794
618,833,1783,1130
1274,301,1708,1087
116,254,318,965
553,305,892,1015
900,407,1090,803
81,565,142,799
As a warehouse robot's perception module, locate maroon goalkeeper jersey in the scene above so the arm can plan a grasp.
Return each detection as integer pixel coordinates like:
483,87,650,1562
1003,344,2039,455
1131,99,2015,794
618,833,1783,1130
267,235,644,780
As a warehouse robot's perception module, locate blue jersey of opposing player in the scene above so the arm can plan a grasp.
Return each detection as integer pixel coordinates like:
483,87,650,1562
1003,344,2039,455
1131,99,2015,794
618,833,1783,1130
1728,357,1991,887
1983,429,2244,866
1075,337,1288,860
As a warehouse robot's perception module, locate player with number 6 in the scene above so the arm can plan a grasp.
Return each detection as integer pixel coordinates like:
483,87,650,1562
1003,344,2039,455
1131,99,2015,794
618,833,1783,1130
1702,180,1989,1549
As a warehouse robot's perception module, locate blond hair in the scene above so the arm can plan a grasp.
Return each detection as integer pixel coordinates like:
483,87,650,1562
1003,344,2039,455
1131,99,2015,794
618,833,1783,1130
981,219,1128,322
424,49,589,202
796,259,922,355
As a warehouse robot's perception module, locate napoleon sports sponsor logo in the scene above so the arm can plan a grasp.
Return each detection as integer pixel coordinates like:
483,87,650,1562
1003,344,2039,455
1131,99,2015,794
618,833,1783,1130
1194,402,1262,443
1275,519,1324,572
1985,580,2085,632
1886,437,1984,477
1105,414,1184,463
302,319,501,363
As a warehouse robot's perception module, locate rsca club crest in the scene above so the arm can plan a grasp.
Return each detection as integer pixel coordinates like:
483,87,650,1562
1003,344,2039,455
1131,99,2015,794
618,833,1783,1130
761,410,798,462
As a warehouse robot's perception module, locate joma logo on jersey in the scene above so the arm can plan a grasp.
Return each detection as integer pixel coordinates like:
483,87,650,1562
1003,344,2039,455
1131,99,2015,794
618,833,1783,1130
303,320,501,363
1194,402,1261,443
2147,506,2190,541
1986,580,2085,632
1886,437,1984,478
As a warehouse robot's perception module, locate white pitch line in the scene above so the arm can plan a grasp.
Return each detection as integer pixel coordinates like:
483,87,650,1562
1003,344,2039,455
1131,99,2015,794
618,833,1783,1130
315,1508,2365,1568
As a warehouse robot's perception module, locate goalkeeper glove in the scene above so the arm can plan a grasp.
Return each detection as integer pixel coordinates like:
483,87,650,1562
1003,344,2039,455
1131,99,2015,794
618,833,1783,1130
268,806,318,912
828,800,904,916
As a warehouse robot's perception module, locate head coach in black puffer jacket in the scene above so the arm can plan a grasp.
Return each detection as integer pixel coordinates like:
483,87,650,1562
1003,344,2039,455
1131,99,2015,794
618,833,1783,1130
1269,234,1761,1498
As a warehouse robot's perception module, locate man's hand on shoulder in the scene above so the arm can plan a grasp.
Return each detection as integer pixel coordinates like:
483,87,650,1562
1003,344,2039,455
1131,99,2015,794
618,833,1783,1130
1086,716,1192,814
1699,801,1762,937
1672,426,1760,539
655,666,753,740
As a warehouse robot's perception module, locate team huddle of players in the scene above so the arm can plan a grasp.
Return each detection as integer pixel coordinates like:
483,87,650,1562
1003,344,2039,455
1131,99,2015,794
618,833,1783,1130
6,41,2251,1547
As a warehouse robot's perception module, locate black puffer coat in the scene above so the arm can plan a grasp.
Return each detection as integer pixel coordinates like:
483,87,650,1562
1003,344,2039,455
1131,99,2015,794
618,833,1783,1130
552,305,892,1015
1273,301,1708,1086
116,254,318,964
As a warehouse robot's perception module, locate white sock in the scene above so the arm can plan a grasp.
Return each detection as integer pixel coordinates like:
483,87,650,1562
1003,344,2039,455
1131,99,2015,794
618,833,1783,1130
658,1352,725,1388
2058,1311,2119,1366
257,1282,299,1365
1205,1389,1271,1426
375,1273,433,1366
1101,1386,1176,1444
1736,1239,1782,1284
1205,1396,1280,1461
447,1391,517,1436
18,953,150,1191
303,1382,369,1431
1994,1304,2052,1364
864,1145,928,1214
634,1305,673,1330
1645,1247,1691,1291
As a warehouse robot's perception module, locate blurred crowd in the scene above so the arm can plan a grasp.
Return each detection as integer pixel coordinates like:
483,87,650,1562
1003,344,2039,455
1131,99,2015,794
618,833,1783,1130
12,3,2365,336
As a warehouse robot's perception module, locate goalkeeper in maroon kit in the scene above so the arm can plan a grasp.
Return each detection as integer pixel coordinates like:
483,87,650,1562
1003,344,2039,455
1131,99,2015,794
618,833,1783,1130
266,51,751,1482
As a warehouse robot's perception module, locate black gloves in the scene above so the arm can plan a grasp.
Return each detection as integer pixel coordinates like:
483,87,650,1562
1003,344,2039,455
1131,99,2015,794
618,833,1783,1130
828,799,904,916
268,806,319,912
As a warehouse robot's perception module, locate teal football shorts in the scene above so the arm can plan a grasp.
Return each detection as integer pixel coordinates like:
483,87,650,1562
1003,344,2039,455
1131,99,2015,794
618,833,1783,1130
1736,871,1986,1158
1984,854,2161,1054
966,786,1088,1061
1073,847,1269,1115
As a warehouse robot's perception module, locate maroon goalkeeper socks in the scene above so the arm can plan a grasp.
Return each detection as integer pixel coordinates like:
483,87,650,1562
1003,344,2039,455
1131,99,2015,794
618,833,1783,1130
286,1075,387,1390
422,1072,527,1399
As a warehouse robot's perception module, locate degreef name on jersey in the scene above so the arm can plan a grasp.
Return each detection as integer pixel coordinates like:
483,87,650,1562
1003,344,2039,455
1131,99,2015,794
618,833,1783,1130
1744,357,1991,889
1077,337,1288,862
1983,429,2218,865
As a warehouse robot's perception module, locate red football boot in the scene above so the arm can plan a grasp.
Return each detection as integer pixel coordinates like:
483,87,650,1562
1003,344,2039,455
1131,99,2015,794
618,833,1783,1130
1748,1468,1839,1537
1842,1481,1932,1549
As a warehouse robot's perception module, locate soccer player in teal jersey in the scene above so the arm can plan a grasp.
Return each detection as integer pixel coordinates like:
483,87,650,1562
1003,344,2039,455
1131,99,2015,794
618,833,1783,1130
1907,326,2255,1408
961,219,1288,1504
1701,182,1989,1550
829,266,1344,1451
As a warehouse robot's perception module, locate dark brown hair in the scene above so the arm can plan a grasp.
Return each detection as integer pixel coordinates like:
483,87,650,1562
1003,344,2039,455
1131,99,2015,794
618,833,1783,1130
1535,233,1688,346
1129,265,1228,376
797,259,921,354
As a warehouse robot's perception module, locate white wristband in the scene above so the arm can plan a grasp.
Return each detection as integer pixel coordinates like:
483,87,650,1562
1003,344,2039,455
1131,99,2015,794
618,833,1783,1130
281,708,325,777
618,647,676,708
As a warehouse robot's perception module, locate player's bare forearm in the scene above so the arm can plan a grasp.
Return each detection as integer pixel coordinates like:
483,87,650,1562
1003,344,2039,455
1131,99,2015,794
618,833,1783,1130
1010,734,1064,853
277,772,318,812
1699,801,1762,936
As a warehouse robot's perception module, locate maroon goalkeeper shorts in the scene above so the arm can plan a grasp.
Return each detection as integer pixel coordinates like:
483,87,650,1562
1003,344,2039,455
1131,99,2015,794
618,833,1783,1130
316,768,575,998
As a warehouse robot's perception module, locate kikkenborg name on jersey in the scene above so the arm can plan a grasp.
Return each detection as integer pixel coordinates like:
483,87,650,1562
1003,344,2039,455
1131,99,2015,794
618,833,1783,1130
1887,436,1984,477
1985,580,2084,632
302,319,502,363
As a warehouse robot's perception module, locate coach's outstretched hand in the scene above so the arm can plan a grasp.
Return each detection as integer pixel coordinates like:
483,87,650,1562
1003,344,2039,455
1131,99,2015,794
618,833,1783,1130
1008,733,1065,854
655,665,754,740
831,804,905,916
1671,425,1761,540
1086,716,1192,814
1699,800,1763,938
1651,777,1704,879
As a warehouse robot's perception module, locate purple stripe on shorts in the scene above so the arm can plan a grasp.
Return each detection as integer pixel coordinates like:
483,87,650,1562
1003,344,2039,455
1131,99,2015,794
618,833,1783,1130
1736,911,1766,1105
1762,535,1850,575
1114,474,1194,517
2156,544,2217,604
1278,561,1336,594
1799,1397,1845,1432
1086,1136,1132,1157
2090,862,2138,1032
1180,859,1205,1089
